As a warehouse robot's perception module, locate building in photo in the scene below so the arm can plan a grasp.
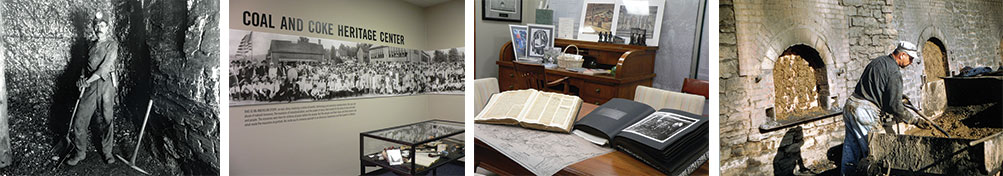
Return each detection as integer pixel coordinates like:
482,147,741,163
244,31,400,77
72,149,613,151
267,37,327,63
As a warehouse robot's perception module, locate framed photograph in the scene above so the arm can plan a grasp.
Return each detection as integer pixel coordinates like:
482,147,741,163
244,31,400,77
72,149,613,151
578,0,615,41
615,0,664,45
528,24,554,58
508,25,529,59
483,0,522,22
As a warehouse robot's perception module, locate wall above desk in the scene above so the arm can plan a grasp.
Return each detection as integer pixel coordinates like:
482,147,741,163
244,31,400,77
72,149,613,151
497,39,656,104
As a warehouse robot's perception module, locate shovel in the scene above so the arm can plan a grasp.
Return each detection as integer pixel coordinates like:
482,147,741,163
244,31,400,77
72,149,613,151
115,100,153,175
903,101,951,138
51,86,87,170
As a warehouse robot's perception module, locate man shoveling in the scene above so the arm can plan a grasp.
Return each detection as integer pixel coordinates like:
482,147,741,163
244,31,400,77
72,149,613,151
841,41,934,175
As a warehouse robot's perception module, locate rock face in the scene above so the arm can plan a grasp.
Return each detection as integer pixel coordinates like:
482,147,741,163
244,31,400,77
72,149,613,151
0,0,8,168
0,0,218,174
720,0,1003,175
145,0,220,174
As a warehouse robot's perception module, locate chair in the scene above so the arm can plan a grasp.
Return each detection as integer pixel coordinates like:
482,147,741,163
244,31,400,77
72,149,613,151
634,85,705,115
681,78,709,99
474,78,500,115
512,62,569,93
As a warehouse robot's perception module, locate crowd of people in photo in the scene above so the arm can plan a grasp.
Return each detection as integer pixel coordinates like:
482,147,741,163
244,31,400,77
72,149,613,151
229,60,464,103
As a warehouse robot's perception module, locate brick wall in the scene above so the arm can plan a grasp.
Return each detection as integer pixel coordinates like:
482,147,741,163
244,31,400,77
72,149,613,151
720,0,1003,175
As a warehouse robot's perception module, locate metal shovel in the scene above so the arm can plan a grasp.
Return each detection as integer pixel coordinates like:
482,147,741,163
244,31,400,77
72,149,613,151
903,102,951,138
115,100,153,175
51,87,87,170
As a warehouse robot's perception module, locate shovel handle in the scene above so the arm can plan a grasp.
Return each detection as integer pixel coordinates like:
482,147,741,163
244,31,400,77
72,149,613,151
904,103,951,138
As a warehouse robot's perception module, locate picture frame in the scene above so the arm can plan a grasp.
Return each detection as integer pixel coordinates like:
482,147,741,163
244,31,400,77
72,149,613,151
577,0,616,42
508,25,529,59
483,0,522,22
614,0,665,45
527,24,555,58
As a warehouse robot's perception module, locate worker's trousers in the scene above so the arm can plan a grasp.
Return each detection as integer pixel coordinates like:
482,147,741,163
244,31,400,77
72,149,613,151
841,96,881,175
72,79,116,158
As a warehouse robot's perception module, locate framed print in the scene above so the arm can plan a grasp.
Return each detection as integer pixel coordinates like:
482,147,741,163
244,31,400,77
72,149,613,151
615,0,664,46
483,0,522,22
509,25,529,59
578,0,615,41
528,24,554,58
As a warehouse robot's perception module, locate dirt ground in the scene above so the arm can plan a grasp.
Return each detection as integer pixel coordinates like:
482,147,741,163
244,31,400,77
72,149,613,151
905,103,1002,139
0,106,176,175
922,41,948,82
774,51,827,121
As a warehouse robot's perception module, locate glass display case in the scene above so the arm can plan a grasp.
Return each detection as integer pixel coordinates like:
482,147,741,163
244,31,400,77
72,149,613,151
359,120,465,175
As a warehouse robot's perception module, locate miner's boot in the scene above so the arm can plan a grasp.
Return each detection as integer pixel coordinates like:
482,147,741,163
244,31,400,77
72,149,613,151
104,155,115,164
66,152,86,166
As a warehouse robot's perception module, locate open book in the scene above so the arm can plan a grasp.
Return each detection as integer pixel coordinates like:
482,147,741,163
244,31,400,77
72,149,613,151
475,89,583,133
572,98,709,175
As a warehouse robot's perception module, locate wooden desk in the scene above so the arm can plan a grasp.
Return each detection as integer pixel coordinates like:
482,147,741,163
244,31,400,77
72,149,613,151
497,39,657,104
474,103,709,176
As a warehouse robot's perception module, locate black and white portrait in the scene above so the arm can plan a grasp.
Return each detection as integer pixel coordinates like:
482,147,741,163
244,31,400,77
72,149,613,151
528,24,554,58
0,0,220,175
622,112,697,143
229,30,465,106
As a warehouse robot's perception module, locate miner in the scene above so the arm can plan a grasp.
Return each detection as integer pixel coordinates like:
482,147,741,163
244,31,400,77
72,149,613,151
68,12,119,166
841,41,928,174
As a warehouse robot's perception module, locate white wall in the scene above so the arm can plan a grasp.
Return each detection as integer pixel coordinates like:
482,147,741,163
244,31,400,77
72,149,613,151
229,0,465,175
474,0,544,78
425,0,466,50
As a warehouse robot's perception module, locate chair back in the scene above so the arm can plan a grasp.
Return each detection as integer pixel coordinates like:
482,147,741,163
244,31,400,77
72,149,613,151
682,78,709,99
474,78,500,115
634,85,705,115
513,62,546,90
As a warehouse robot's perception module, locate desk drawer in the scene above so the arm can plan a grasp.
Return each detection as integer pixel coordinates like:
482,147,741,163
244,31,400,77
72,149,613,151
581,82,616,103
498,67,518,91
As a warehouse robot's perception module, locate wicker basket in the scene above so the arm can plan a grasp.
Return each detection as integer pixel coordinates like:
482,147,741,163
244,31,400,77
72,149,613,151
557,45,583,69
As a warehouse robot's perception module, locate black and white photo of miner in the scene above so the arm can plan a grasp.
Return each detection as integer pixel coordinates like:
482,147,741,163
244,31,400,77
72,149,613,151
229,30,464,106
0,0,219,175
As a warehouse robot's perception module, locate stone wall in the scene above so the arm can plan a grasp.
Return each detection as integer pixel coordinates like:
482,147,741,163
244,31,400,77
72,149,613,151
720,0,1003,175
145,0,220,174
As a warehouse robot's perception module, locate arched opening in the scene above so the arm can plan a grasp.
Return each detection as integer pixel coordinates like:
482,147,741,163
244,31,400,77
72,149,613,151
923,38,949,82
773,45,829,121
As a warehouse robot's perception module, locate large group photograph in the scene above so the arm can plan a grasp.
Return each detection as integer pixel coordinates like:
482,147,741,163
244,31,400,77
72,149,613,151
229,30,465,106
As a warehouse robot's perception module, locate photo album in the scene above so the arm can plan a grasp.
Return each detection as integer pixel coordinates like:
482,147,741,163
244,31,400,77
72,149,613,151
573,98,709,175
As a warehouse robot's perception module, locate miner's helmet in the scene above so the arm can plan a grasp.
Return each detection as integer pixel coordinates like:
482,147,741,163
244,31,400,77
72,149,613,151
93,12,108,26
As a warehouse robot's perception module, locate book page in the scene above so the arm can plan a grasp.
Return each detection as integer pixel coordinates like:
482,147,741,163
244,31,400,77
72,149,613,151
476,89,538,120
522,92,580,132
548,95,579,127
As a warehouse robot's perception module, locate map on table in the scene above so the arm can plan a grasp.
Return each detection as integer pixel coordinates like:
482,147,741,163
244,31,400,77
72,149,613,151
475,124,613,176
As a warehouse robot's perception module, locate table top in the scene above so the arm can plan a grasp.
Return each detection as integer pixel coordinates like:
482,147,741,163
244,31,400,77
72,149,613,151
476,103,709,176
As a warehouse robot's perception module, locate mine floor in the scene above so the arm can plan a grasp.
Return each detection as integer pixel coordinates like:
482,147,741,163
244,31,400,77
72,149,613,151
0,112,176,175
